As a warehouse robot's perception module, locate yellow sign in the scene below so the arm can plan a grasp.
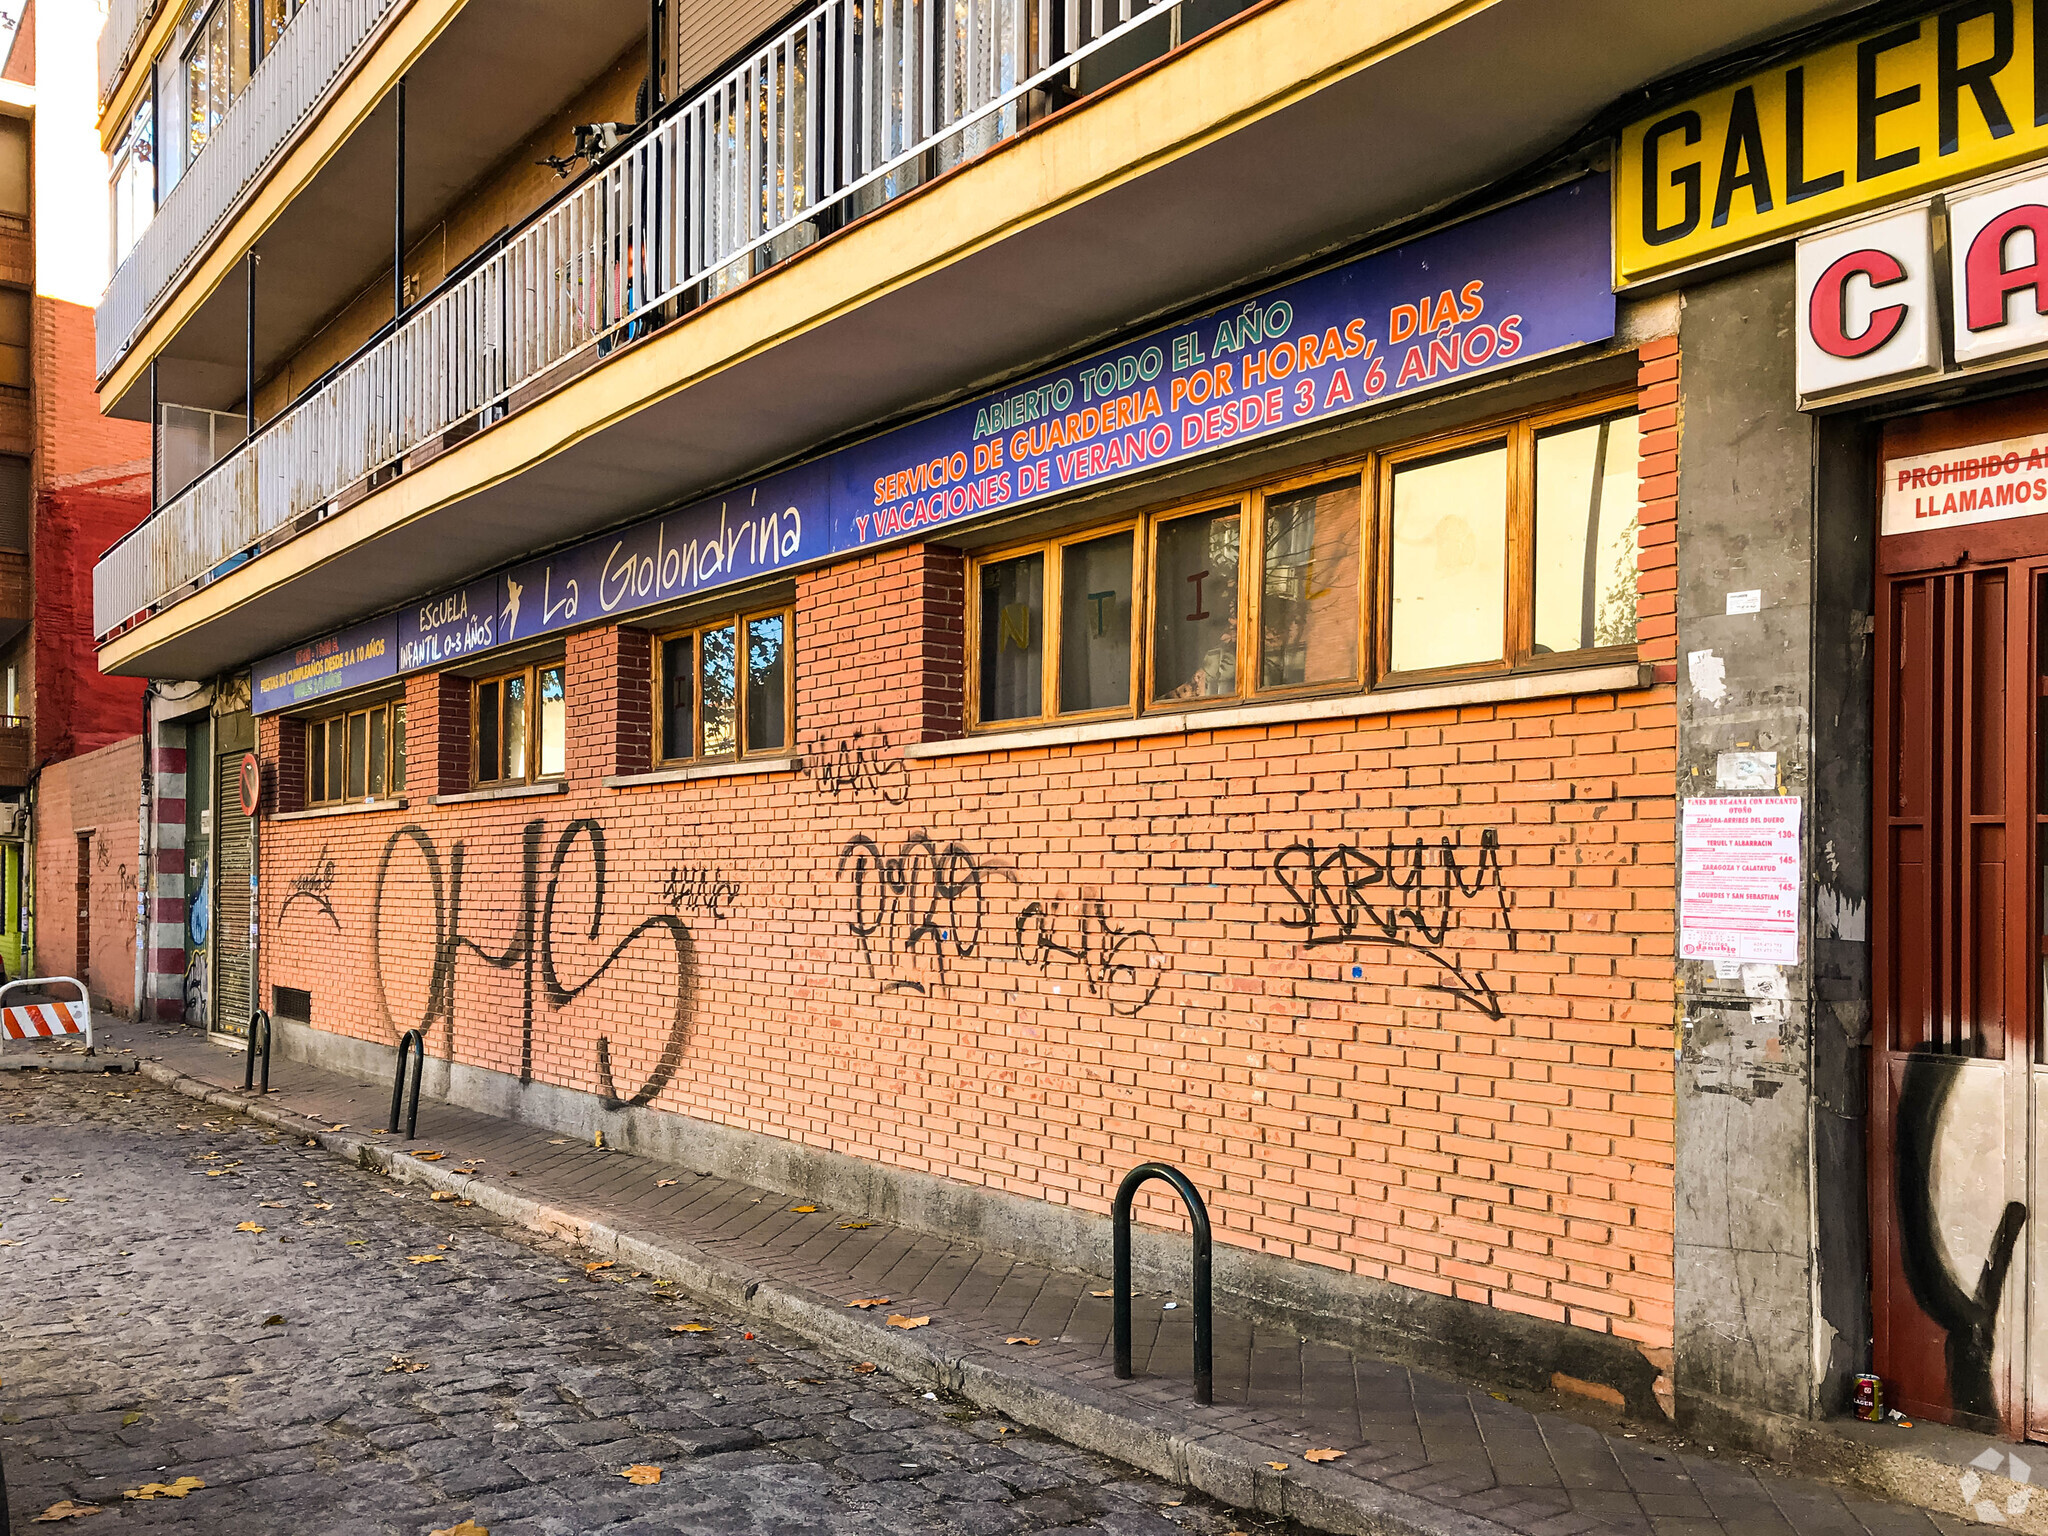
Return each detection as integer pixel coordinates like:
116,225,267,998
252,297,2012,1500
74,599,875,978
1618,0,2048,282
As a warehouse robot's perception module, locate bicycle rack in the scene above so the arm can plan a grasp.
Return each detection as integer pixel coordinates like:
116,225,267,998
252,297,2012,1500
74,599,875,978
1111,1161,1214,1405
388,1029,425,1139
242,1010,272,1094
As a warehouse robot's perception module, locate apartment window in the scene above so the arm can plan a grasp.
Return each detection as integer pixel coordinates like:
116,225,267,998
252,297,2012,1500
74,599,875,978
111,97,154,264
305,699,405,807
967,393,1637,729
475,663,565,786
0,289,30,391
0,116,27,233
258,0,301,63
175,0,251,171
655,608,791,764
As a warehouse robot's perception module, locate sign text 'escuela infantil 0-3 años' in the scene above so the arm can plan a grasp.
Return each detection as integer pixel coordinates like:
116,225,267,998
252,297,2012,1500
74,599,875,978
253,175,1616,714
1618,0,2048,283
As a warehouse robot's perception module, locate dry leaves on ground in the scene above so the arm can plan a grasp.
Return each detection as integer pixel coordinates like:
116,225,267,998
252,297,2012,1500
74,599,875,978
31,1499,101,1520
1265,1462,1288,1472
886,1315,930,1330
385,1355,429,1373
837,1220,873,1230
453,1167,477,1175
586,1261,614,1274
851,1362,877,1374
430,1191,460,1202
656,1179,678,1188
262,1315,286,1327
1005,1337,1040,1346
123,1476,204,1501
427,1522,488,1536
47,1197,69,1203
672,1323,713,1333
415,1152,445,1161
847,1298,892,1309
620,1465,662,1485
326,1124,348,1131
1303,1448,1345,1463
259,1201,288,1209
548,1139,569,1145
1090,1289,1113,1298
407,1254,445,1265
235,1222,266,1234
789,1205,817,1213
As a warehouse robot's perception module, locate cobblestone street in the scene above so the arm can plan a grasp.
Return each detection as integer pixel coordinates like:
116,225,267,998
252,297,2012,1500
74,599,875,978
0,1071,1286,1535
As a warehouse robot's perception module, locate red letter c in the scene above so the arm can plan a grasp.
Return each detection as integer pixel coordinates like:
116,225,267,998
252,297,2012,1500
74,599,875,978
1809,248,1909,359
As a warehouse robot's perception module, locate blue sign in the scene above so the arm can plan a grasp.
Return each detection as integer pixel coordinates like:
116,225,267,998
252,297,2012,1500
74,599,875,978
253,614,398,714
254,175,1614,712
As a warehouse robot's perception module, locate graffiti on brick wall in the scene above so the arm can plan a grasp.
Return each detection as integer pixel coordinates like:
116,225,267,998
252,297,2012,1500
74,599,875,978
370,819,695,1110
660,864,740,922
838,831,1165,1014
808,730,910,805
281,846,340,929
1269,829,1514,1018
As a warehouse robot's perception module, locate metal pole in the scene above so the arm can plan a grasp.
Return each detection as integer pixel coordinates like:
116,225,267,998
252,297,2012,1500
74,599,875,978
1110,1162,1213,1405
394,77,407,320
148,360,159,509
244,251,256,438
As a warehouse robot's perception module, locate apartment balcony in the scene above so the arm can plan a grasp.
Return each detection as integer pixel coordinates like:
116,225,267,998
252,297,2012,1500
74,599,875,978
95,0,1859,678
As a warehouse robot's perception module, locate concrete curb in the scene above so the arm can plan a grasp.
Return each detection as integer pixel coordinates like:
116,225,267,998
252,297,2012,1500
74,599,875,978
134,1060,1514,1536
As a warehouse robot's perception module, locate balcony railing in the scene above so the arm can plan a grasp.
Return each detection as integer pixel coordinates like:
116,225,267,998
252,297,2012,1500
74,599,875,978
98,0,161,110
95,0,1185,644
96,0,400,384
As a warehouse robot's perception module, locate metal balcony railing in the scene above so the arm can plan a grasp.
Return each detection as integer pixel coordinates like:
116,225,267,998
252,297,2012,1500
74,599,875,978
94,0,1185,644
98,0,161,110
96,0,400,385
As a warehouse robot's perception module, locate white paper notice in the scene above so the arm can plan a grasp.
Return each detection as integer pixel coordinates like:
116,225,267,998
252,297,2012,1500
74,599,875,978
1680,796,1802,965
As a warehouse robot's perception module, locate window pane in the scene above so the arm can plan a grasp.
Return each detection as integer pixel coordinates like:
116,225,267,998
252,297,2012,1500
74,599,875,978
391,702,406,791
978,552,1045,722
745,614,787,753
345,711,368,799
537,665,566,777
230,0,252,94
1389,445,1508,673
1534,414,1641,655
1261,480,1361,690
477,680,500,781
503,672,528,780
1151,509,1240,703
307,721,325,803
1058,532,1133,714
700,625,737,757
661,636,694,759
324,713,345,800
208,9,229,130
368,707,387,797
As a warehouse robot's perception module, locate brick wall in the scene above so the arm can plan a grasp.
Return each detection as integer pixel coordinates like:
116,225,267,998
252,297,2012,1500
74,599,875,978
258,346,1679,1350
33,734,143,1012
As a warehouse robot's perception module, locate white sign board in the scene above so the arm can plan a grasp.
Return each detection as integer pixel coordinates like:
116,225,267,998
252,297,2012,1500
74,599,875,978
1680,796,1802,966
1882,430,2048,536
1950,167,2048,369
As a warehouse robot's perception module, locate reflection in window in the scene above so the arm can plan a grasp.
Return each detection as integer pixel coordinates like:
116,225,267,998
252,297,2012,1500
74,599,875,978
476,679,500,780
1534,414,1641,654
745,614,787,752
368,708,388,797
1059,531,1133,714
979,552,1044,722
662,635,694,759
699,623,738,758
537,664,566,777
502,672,528,780
1389,445,1508,673
1261,480,1361,690
1152,509,1239,703
345,710,368,799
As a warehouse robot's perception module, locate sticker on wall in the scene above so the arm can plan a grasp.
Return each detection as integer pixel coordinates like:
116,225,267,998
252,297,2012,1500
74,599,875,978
1715,751,1776,791
1724,590,1761,615
1679,796,1802,966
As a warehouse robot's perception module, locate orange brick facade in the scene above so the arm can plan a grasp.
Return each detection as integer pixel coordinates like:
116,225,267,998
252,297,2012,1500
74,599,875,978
255,342,1679,1350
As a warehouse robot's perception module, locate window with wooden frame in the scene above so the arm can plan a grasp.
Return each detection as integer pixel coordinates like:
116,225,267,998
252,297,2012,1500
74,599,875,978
653,607,791,765
965,391,1637,730
305,698,406,807
474,662,566,787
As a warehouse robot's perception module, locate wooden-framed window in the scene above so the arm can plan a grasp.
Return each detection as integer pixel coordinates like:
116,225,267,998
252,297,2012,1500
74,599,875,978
653,607,791,765
305,698,406,807
474,662,566,787
965,390,1637,731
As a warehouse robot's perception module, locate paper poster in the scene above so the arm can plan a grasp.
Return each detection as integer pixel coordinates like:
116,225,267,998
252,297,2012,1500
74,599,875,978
1680,796,1802,965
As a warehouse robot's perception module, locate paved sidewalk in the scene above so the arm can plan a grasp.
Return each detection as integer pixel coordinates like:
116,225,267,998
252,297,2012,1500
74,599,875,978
83,1020,1979,1536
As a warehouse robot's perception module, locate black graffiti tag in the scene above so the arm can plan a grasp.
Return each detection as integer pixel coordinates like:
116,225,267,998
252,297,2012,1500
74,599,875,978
370,819,694,1109
1270,829,1513,1018
1014,898,1164,1016
809,730,910,805
281,845,340,929
837,832,995,994
660,864,741,921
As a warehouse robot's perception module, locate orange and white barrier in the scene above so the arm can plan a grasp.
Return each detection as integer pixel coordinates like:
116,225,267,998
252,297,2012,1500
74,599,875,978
0,977,91,1053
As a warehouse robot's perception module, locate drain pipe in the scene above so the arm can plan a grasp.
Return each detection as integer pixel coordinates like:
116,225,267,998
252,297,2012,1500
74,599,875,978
131,682,155,1022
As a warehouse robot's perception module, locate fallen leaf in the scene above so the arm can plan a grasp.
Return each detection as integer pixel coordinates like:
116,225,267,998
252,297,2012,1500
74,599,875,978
1005,1337,1040,1346
1266,1462,1288,1472
385,1355,428,1373
672,1322,714,1333
586,1261,615,1274
1304,1448,1345,1463
548,1138,569,1145
620,1464,662,1486
48,1196,69,1203
852,1362,877,1374
262,1315,286,1327
886,1315,930,1330
0,1238,21,1246
427,1522,488,1536
259,1201,287,1208
847,1298,893,1309
236,1222,266,1234
347,1240,367,1247
837,1220,873,1229
655,1179,678,1188
1090,1289,1113,1298
203,1170,228,1177
789,1205,817,1213
123,1476,204,1500
302,1181,317,1187
312,1202,333,1210
430,1192,459,1202
552,1277,572,1284
121,1412,142,1426
414,1152,445,1162
453,1168,477,1175
326,1124,348,1132
407,1254,445,1264
30,1499,101,1520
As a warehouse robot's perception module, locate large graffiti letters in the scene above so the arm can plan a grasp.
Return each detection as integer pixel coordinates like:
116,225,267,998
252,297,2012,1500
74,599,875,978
1270,829,1514,1018
1014,899,1164,1016
809,730,910,805
370,819,694,1110
838,832,993,995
